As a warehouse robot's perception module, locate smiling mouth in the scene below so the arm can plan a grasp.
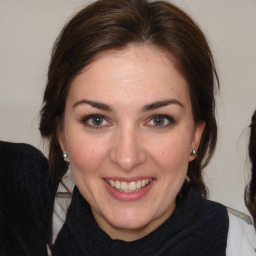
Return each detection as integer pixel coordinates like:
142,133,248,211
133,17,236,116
105,179,153,193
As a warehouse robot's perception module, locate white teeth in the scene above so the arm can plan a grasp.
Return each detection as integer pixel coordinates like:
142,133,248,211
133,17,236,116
110,180,115,187
106,179,152,193
115,180,120,189
120,181,128,191
128,181,136,191
136,180,141,189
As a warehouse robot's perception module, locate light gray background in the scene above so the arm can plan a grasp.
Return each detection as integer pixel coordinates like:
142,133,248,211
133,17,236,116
0,0,255,215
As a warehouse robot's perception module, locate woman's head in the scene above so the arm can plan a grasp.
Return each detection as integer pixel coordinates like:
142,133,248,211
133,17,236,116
54,44,206,240
246,110,256,228
40,0,218,241
40,0,218,197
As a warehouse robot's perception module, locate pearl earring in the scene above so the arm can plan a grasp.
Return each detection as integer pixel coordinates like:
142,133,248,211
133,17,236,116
190,149,197,156
63,153,70,162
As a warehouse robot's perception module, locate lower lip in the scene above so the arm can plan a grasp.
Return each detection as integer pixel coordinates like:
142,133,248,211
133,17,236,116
104,180,155,202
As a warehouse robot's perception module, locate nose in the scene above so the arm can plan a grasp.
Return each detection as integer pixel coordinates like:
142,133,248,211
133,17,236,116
109,127,147,171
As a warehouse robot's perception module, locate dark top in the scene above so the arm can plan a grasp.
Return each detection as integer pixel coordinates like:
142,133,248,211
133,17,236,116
0,141,229,256
52,186,229,256
0,141,57,256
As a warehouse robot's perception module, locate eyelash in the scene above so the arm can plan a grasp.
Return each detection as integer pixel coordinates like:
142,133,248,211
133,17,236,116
81,114,175,130
81,114,110,129
146,114,175,129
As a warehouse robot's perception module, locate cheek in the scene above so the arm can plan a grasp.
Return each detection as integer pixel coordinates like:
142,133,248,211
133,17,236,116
66,132,109,173
148,133,191,170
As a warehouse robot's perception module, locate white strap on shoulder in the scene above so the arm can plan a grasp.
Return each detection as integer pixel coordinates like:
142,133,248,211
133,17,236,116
226,207,252,225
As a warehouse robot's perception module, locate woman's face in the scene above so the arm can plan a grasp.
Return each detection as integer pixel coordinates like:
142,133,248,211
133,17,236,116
59,45,205,241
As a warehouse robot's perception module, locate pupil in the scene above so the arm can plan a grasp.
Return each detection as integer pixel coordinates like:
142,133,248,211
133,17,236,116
154,117,164,125
92,117,102,125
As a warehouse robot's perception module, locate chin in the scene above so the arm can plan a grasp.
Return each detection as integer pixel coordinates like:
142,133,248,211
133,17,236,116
107,210,153,230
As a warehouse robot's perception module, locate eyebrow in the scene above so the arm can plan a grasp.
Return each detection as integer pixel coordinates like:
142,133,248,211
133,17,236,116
73,98,184,112
73,99,113,111
142,99,184,112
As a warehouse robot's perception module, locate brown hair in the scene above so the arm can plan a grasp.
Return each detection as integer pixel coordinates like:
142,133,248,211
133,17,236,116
40,0,219,197
246,110,256,228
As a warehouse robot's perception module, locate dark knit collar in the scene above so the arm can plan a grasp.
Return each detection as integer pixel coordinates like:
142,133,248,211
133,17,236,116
52,185,228,256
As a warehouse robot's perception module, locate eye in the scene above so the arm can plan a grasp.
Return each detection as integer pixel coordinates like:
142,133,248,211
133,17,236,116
147,115,174,128
82,114,110,129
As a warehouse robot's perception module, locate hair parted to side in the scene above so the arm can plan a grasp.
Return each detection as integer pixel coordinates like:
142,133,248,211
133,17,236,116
245,110,256,228
40,0,219,197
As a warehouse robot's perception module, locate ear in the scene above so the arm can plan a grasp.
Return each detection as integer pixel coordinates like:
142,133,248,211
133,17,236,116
58,129,70,162
58,123,67,154
189,121,205,161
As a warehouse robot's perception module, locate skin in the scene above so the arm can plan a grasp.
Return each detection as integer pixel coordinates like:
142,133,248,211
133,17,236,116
59,44,205,241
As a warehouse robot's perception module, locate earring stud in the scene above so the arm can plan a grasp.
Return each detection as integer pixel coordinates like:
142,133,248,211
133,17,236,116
190,149,197,156
63,153,70,162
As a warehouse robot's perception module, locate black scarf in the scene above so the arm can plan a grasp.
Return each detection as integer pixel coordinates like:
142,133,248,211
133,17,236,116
52,185,228,256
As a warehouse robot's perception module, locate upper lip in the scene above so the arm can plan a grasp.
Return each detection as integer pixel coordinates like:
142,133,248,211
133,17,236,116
103,176,155,182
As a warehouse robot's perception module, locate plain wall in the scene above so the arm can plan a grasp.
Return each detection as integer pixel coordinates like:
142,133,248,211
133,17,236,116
0,0,255,215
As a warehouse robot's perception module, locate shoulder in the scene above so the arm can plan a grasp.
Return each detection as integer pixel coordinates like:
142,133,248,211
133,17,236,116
0,141,54,205
0,140,48,173
0,140,56,206
189,189,229,223
0,141,57,254
195,195,256,255
226,208,256,256
0,141,53,194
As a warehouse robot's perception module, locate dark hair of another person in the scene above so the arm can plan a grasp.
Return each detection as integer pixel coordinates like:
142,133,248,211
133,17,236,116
39,0,219,197
246,110,256,228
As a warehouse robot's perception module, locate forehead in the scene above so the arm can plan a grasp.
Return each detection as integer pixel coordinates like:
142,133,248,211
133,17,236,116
68,45,190,108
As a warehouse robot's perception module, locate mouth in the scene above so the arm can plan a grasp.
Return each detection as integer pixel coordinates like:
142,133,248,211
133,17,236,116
105,178,153,193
